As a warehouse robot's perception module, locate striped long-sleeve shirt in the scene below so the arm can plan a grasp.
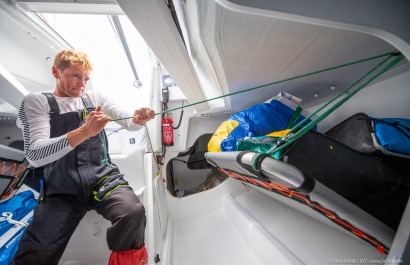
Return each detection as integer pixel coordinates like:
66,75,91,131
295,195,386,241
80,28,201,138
17,91,142,168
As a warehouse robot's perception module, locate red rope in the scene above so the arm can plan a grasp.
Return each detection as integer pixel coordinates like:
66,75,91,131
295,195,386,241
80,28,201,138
219,168,387,254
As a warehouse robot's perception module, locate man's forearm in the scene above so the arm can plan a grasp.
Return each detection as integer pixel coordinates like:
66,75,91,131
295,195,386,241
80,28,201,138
67,126,91,148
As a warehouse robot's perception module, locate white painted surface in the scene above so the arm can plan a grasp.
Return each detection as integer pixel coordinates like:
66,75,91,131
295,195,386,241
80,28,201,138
308,70,410,132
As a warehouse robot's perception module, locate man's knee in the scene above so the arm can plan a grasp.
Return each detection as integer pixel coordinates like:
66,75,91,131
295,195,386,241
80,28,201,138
131,202,146,219
110,189,146,223
121,201,146,227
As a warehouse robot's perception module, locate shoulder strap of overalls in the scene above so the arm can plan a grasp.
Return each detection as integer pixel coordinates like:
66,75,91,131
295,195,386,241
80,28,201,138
42,93,60,115
43,92,95,115
80,93,95,110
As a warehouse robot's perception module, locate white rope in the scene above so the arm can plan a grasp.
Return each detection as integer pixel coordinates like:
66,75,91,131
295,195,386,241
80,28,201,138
0,212,28,227
144,125,161,171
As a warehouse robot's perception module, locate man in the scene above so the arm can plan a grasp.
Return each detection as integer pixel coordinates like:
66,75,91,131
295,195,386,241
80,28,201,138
11,49,155,265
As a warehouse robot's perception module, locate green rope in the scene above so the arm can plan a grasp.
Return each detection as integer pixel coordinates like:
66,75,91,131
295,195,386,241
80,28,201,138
100,130,111,167
81,107,111,167
287,106,302,129
288,52,397,135
111,51,396,122
255,53,405,167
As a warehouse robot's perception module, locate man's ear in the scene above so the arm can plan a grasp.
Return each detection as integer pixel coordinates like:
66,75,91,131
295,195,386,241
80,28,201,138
52,65,59,78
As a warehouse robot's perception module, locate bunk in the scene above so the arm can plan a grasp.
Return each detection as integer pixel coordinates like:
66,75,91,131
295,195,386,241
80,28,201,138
205,149,396,254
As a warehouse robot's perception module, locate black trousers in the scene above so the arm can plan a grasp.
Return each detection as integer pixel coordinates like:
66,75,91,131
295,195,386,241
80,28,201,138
10,186,146,265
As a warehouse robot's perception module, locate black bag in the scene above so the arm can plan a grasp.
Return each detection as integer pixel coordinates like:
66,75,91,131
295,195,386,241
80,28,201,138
185,134,214,170
166,134,215,196
325,113,377,154
283,131,408,229
325,112,410,174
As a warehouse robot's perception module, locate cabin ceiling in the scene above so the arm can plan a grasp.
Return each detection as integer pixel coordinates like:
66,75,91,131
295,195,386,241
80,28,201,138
15,0,123,15
117,0,409,113
179,0,409,111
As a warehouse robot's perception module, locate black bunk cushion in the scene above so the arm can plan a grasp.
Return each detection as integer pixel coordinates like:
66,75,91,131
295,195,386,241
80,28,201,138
284,131,407,229
325,113,377,154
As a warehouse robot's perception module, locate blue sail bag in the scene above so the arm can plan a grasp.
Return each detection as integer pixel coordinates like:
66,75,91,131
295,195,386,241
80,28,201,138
371,117,410,158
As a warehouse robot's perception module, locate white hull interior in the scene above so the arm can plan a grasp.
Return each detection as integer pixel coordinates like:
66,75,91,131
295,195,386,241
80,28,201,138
0,0,409,264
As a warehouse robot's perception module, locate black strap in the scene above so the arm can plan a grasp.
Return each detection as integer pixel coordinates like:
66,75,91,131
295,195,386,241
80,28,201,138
43,93,96,114
43,93,60,115
80,93,94,110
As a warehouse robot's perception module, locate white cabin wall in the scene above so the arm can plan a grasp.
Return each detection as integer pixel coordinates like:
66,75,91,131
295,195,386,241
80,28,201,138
186,115,227,148
156,60,227,165
307,70,410,132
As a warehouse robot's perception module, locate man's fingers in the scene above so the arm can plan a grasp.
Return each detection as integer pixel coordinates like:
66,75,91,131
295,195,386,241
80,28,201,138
96,115,111,124
144,108,155,119
101,116,112,123
132,108,155,125
140,108,155,120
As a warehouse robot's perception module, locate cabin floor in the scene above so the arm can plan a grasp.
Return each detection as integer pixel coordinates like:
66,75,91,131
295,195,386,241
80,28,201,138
172,208,262,265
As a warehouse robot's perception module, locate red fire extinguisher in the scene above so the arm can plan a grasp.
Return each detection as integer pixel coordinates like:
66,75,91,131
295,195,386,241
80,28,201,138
162,113,174,146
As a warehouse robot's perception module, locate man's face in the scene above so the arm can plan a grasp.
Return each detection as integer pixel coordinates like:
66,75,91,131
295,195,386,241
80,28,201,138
53,64,91,97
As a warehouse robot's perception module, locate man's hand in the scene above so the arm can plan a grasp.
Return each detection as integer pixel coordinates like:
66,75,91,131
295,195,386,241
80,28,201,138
82,106,112,137
67,106,111,148
132,107,155,125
